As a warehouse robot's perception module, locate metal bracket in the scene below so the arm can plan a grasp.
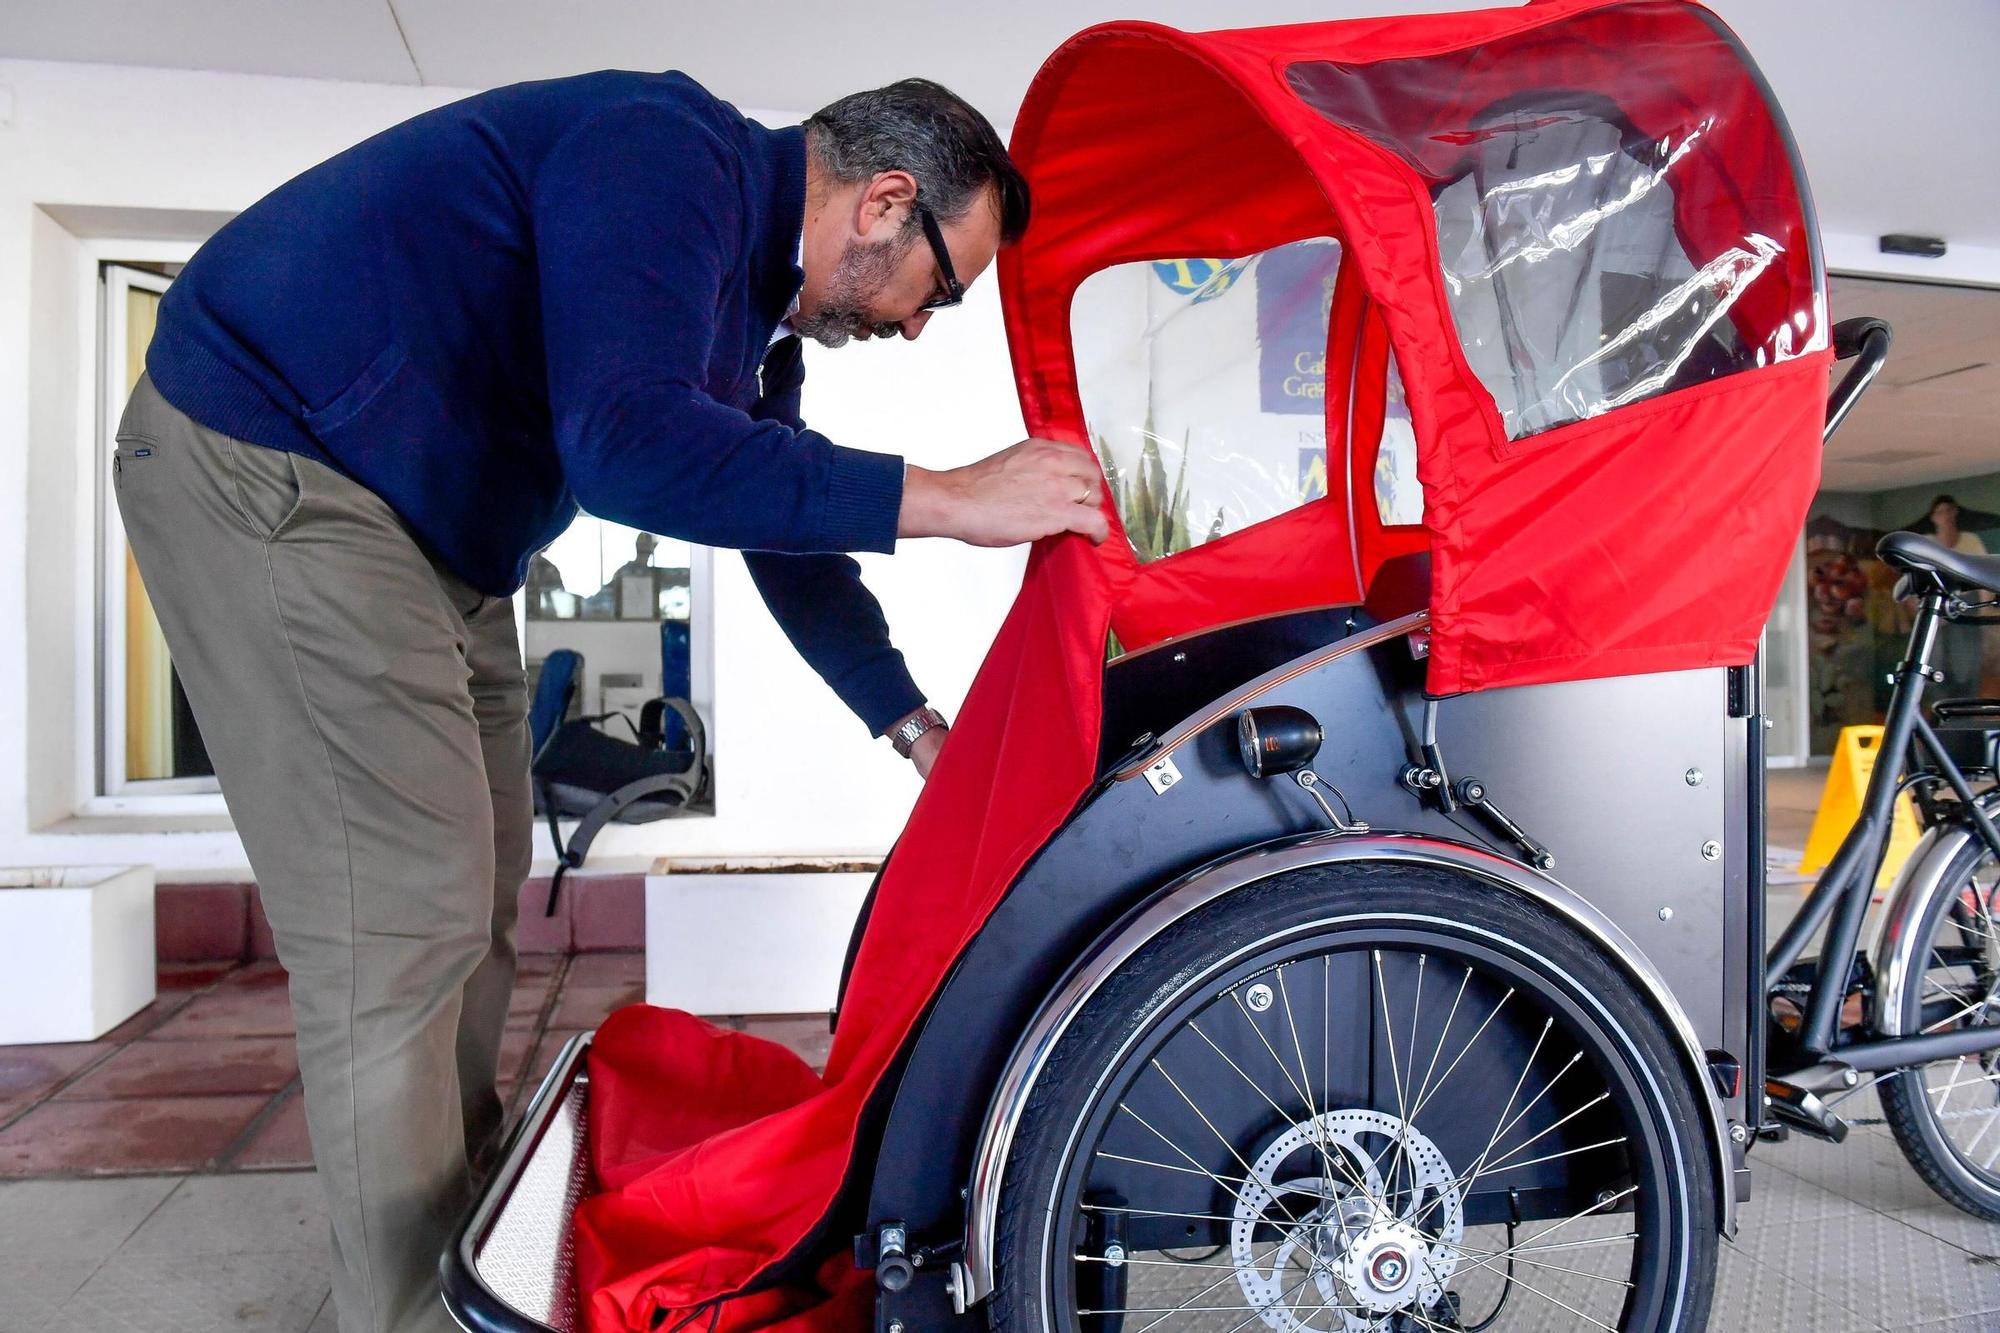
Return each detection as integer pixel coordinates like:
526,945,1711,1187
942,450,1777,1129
1143,754,1183,795
1295,770,1368,833
1455,776,1556,872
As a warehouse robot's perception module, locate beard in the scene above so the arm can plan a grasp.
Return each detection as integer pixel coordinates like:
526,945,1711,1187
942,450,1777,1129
793,231,917,348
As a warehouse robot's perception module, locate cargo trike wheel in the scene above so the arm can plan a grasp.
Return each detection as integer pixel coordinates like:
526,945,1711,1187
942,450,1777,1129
991,865,1716,1333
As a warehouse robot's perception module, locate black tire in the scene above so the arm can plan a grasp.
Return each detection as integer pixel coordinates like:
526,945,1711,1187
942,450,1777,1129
991,864,1717,1333
1880,830,2000,1220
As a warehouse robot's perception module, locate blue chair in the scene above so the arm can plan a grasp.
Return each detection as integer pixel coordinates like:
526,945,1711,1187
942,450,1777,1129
527,647,710,915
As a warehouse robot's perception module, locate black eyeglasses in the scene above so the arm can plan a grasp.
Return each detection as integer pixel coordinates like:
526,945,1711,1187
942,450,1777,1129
914,202,965,311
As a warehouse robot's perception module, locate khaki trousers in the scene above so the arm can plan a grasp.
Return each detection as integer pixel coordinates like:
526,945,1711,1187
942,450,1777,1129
115,375,533,1333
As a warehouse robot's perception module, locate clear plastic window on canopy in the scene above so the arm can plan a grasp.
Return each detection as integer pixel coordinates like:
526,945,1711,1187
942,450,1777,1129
1286,7,1824,440
1376,354,1422,526
1071,239,1340,563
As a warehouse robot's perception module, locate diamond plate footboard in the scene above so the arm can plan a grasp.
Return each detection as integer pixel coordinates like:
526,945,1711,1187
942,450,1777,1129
443,1034,594,1333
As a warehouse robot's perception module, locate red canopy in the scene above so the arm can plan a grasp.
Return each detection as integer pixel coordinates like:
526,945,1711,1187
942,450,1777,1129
577,4,1828,1329
1002,0,1829,692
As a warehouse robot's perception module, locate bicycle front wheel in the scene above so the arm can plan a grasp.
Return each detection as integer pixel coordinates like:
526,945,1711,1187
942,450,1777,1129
1880,829,2000,1219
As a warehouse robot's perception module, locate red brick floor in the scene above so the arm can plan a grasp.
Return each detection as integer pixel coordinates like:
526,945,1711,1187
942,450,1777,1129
0,952,827,1179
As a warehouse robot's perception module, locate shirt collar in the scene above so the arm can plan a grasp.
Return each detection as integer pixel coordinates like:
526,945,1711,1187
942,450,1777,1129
771,226,803,346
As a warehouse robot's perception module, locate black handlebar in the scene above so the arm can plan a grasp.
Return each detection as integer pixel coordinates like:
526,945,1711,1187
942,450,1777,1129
1825,316,1892,445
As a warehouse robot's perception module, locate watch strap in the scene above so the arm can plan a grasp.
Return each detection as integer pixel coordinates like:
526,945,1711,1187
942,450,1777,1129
890,706,947,758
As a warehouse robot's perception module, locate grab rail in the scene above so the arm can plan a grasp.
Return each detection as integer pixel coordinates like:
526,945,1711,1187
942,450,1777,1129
1824,316,1893,444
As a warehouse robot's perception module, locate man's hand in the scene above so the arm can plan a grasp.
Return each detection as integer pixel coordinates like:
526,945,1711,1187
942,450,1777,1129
899,439,1111,548
909,725,946,780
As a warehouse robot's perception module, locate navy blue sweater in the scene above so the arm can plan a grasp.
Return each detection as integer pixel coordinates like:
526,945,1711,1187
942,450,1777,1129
147,72,923,734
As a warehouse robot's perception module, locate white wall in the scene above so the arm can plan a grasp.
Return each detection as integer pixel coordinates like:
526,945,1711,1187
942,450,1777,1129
0,58,1027,879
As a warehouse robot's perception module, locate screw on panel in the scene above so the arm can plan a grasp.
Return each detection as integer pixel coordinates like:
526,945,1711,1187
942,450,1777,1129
1658,907,1674,921
1729,1123,1750,1144
888,1322,905,1333
1104,1243,1127,1268
1684,768,1704,786
1701,840,1722,861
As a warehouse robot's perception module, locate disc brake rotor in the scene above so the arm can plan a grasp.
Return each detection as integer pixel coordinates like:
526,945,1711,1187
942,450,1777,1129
1230,1108,1464,1333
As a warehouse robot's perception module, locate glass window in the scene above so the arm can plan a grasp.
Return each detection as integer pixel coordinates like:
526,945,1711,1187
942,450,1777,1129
97,264,706,799
522,520,699,745
101,262,217,794
1286,4,1822,440
1071,239,1341,563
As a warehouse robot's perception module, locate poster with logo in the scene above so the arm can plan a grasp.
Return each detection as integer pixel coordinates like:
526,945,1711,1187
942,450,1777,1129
1256,240,1341,416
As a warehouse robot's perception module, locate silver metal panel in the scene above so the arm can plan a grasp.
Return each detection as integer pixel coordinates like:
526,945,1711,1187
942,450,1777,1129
449,1035,593,1333
474,1078,589,1331
1439,668,1733,1047
959,832,1734,1306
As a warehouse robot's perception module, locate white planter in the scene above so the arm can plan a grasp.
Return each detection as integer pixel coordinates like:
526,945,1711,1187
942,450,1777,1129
646,860,875,1016
0,865,156,1044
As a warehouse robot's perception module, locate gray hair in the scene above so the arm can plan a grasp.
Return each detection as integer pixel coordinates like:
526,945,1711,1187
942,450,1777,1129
804,79,1030,244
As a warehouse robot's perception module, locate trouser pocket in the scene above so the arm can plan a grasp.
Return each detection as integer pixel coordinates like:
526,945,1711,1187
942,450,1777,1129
221,436,307,540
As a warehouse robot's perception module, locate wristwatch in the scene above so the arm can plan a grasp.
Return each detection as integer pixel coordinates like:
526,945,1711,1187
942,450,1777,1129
889,706,948,759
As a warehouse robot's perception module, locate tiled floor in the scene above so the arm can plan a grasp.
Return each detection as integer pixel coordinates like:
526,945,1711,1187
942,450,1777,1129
2,771,1996,1330
0,952,817,1181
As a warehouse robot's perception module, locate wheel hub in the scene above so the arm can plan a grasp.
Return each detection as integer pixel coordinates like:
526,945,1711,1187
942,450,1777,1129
1338,1219,1431,1314
1230,1108,1463,1332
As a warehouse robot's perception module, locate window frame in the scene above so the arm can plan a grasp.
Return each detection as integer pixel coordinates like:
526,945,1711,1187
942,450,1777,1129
90,253,224,814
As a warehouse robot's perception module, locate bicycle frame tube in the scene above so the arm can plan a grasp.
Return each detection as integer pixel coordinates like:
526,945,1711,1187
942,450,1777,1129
1911,713,2000,857
1768,593,1944,1055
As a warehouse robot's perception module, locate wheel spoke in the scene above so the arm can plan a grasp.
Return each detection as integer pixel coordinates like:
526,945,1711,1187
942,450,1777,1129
1414,1087,1615,1229
1961,1099,2000,1160
1077,1248,1284,1274
1507,1231,1640,1254
1231,988,1320,1122
1098,1149,1235,1183
1121,1239,1305,1333
1406,987,1517,1121
1371,950,1415,1206
1411,966,1473,1114
1082,1201,1256,1227
1221,980,1395,1215
1463,1133,1629,1181
1452,1235,1636,1286
1468,1090,1613,1181
1146,1059,1313,1231
1321,956,1331,1136
1183,1019,1386,1212
1481,1267,1623,1332
1276,967,1379,1214
1401,1020,1555,1232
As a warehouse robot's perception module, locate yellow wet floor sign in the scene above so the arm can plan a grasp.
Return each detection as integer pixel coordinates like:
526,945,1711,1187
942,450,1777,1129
1798,725,1923,889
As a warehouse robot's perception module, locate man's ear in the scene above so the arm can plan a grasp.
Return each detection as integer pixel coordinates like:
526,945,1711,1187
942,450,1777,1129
855,169,918,243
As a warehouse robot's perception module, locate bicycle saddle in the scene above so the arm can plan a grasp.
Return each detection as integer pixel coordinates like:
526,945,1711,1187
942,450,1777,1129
1877,530,2000,596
